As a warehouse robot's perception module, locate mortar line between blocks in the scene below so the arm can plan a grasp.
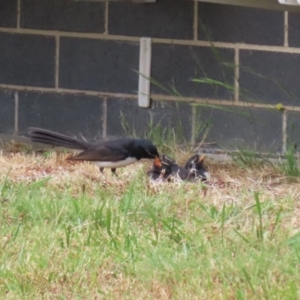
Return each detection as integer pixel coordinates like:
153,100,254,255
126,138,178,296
234,47,240,103
284,11,289,47
17,0,21,28
55,36,60,89
3,83,300,112
193,1,198,41
102,97,107,140
282,110,287,153
2,26,300,54
14,92,19,134
104,1,109,35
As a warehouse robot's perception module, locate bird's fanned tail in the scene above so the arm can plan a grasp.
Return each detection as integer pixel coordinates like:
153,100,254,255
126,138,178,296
28,127,89,150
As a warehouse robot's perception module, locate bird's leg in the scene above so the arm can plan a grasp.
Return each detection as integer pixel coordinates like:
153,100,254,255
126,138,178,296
111,168,117,176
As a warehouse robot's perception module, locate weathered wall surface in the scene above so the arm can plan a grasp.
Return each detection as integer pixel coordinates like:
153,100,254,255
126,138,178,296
0,0,299,153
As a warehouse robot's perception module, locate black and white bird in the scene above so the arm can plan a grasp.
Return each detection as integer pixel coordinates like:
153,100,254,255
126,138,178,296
147,156,172,181
28,127,159,175
184,154,210,181
161,155,193,181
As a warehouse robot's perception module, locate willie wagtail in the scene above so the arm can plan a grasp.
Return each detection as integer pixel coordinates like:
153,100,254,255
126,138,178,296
28,127,159,175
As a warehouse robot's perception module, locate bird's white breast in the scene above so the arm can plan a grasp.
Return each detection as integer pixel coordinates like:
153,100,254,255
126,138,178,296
94,157,137,168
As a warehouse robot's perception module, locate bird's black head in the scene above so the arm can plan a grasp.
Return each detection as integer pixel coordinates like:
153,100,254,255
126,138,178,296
132,139,159,160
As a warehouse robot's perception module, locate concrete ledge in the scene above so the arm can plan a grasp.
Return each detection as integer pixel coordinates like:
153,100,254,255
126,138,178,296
198,0,300,13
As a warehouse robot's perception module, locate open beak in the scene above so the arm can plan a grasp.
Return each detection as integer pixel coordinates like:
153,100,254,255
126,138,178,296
154,156,162,167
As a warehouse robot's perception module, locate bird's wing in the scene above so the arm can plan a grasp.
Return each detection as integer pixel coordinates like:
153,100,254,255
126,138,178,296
69,145,129,162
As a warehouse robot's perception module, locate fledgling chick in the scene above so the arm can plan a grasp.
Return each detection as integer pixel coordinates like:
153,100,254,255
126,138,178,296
161,155,193,181
184,154,210,181
147,156,171,181
147,154,210,182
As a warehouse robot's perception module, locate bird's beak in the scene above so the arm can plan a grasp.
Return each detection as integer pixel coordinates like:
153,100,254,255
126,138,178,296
198,155,205,164
154,156,162,167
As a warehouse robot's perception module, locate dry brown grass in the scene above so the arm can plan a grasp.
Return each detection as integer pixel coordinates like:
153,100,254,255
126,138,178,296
1,149,299,201
1,149,300,231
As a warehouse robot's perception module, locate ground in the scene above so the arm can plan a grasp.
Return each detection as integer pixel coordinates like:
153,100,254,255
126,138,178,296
0,149,300,299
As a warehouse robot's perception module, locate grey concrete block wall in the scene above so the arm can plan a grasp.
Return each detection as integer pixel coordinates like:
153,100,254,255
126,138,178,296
0,90,15,135
0,1,17,28
106,98,192,141
194,105,283,152
197,3,284,45
59,38,140,93
239,50,300,106
109,0,194,39
0,0,299,153
151,44,235,99
0,33,55,87
21,0,106,33
287,111,300,149
18,92,104,138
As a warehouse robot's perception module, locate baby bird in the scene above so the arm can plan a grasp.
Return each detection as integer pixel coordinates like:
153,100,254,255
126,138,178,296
147,154,210,182
147,156,171,181
184,154,210,181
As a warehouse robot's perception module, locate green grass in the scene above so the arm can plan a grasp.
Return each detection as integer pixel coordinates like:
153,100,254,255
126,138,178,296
0,167,300,299
280,145,300,178
230,148,276,170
